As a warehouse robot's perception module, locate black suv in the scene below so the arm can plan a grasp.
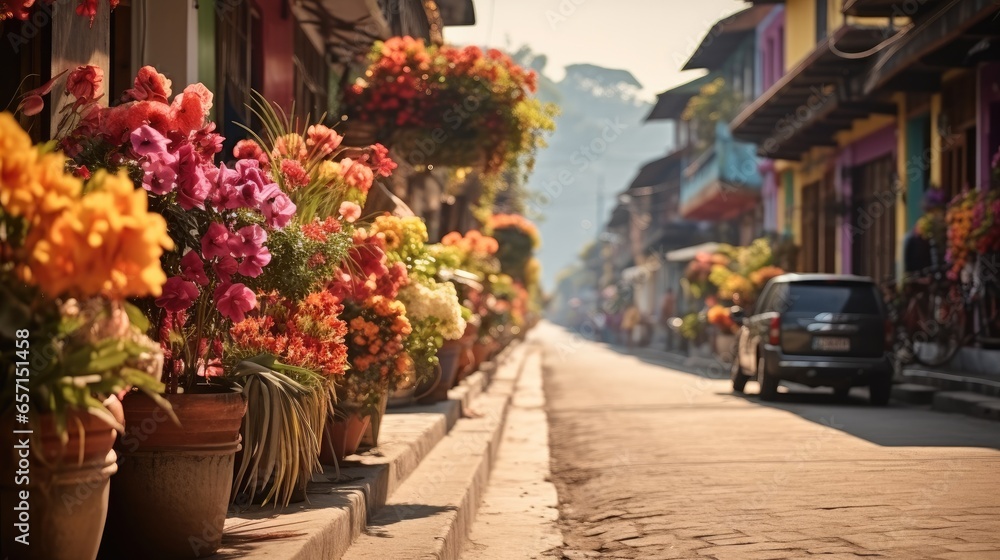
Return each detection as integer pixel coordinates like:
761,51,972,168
730,274,894,405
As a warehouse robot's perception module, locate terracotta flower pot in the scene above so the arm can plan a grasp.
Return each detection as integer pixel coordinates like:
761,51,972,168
471,339,492,371
320,411,370,463
418,342,463,404
101,391,246,560
1,410,118,560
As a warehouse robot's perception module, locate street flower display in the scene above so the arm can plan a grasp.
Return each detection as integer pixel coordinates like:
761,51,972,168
3,54,543,556
945,188,1000,279
680,238,784,342
345,37,556,173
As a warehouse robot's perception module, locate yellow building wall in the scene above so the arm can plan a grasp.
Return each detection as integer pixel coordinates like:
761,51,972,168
783,0,816,71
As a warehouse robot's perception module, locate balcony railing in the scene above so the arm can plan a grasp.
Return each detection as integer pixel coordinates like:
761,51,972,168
680,122,762,220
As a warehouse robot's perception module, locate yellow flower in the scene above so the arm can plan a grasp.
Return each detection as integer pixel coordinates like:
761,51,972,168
0,113,82,225
25,170,173,299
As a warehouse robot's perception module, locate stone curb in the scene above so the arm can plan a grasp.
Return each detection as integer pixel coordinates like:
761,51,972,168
341,343,533,560
216,341,528,560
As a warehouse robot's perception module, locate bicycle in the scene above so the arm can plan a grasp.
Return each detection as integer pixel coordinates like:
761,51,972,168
883,264,963,368
887,254,1000,368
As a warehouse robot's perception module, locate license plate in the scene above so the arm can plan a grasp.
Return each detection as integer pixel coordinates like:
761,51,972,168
813,337,850,351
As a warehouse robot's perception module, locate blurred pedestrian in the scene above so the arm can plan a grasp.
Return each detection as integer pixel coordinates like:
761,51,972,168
660,288,677,352
622,301,641,348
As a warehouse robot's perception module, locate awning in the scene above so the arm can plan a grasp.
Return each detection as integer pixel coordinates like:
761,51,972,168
862,0,1000,95
627,149,685,191
645,74,715,121
666,242,720,263
730,25,898,160
683,5,775,70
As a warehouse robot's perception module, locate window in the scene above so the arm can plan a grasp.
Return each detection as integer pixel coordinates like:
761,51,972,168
787,283,881,314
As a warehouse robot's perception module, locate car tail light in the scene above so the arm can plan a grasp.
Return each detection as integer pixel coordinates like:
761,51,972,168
768,315,781,346
884,318,894,351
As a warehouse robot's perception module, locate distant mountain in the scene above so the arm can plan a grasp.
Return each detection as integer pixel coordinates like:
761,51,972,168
510,47,674,291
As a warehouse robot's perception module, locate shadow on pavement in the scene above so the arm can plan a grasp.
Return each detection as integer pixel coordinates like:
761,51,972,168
728,385,1000,450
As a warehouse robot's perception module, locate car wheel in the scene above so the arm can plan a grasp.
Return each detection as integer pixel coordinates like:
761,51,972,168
731,357,748,394
757,355,779,401
869,375,892,406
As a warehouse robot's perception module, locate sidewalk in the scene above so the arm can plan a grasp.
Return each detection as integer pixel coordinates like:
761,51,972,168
216,340,532,559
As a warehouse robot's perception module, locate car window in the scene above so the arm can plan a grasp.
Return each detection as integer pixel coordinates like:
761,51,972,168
754,284,774,314
786,282,881,314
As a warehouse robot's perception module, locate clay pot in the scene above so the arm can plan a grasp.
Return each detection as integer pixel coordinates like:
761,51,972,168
101,391,246,559
471,339,492,371
320,411,370,463
417,342,463,404
1,410,117,560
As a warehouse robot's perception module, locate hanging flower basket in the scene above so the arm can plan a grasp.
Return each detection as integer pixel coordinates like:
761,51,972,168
344,37,556,175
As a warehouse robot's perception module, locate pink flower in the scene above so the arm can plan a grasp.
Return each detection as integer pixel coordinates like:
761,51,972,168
340,158,374,193
66,64,103,102
155,277,199,312
180,251,209,286
175,144,212,210
141,155,178,196
338,201,362,223
201,222,231,259
273,134,307,161
280,159,310,190
306,124,343,156
214,255,239,283
237,251,272,278
226,224,267,258
131,125,171,156
263,192,296,229
124,66,172,103
215,283,257,323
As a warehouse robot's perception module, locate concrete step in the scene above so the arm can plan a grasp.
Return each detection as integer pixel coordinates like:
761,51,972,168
215,341,528,560
902,367,1000,398
891,383,939,405
341,345,530,560
932,391,1000,422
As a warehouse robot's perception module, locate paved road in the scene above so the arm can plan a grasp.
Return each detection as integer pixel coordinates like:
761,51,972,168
539,323,1000,560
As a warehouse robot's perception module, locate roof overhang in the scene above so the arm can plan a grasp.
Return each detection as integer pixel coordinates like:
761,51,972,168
628,149,686,191
296,0,390,64
683,5,774,71
730,25,898,161
863,0,1000,95
646,73,715,121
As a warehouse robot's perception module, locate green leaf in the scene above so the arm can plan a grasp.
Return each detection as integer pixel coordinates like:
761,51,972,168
123,301,151,333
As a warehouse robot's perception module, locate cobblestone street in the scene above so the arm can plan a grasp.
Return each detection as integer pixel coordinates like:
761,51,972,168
539,324,1000,560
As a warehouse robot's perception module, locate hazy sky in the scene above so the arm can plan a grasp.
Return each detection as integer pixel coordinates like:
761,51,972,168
446,0,749,100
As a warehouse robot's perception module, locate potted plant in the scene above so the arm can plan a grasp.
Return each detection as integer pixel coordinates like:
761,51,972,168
0,113,171,560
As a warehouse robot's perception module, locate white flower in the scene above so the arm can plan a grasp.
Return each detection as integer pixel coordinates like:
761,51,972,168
398,280,467,340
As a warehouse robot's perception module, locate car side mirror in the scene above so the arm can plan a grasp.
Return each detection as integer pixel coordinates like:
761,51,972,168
729,306,745,324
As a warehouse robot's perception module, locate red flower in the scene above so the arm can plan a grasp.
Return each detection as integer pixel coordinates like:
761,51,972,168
279,159,310,190
66,64,103,103
124,65,172,104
